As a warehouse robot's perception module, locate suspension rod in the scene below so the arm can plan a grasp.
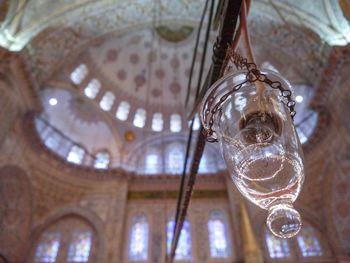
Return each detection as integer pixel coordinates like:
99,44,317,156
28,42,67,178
168,1,243,262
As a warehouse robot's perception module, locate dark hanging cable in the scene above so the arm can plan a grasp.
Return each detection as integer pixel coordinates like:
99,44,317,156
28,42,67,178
169,0,215,262
184,0,210,107
169,0,243,262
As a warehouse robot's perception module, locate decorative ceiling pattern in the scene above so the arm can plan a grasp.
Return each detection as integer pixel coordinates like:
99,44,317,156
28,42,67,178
88,27,211,109
0,0,348,86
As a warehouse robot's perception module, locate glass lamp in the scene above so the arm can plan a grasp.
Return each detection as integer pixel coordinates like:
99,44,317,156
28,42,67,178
200,69,304,238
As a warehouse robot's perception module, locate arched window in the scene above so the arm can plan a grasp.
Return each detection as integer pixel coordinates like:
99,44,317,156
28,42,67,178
297,224,322,257
152,113,163,132
265,231,290,259
128,214,149,261
166,143,184,174
67,231,92,262
84,79,101,99
208,211,230,258
133,108,147,128
35,232,61,262
33,217,95,263
67,145,85,165
167,219,191,260
94,152,110,169
170,114,182,132
116,101,131,121
70,64,88,85
99,91,115,111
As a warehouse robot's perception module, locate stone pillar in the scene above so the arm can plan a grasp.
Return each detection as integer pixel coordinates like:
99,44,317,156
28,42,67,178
240,200,264,263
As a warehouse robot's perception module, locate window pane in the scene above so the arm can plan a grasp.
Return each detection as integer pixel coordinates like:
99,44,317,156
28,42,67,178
297,225,322,257
67,231,92,262
129,215,149,261
133,108,147,128
67,145,85,165
84,79,101,99
170,114,181,132
70,64,88,85
45,133,60,151
166,143,184,174
116,101,131,121
208,212,229,258
167,220,191,260
35,232,61,263
94,152,110,169
266,231,290,258
152,113,163,132
145,153,160,174
99,91,115,111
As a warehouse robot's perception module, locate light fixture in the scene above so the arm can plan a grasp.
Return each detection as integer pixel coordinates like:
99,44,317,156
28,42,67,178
200,52,305,238
295,95,303,103
49,98,58,106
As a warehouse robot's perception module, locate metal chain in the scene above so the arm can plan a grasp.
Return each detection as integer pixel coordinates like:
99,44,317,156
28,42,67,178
202,50,297,142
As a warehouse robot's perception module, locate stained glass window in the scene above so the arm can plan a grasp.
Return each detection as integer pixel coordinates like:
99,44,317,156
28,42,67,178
94,152,110,169
167,219,191,260
116,101,131,121
166,143,184,174
208,211,229,258
152,113,163,132
297,225,322,257
35,232,61,263
67,145,85,165
67,231,92,262
266,231,290,258
84,79,101,99
70,64,88,85
133,108,147,128
129,215,149,261
99,91,115,111
170,114,182,132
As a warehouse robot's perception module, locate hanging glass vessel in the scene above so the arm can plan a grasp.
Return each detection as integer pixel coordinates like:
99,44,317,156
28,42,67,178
200,67,304,238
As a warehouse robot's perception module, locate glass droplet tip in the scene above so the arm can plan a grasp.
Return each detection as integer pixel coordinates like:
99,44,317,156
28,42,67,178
267,204,302,238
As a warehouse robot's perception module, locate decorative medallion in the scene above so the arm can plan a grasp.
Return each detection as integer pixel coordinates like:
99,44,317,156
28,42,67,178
105,49,118,63
169,81,181,97
125,131,136,142
152,88,162,98
130,53,140,64
156,25,194,43
155,69,165,79
117,69,127,81
134,74,146,90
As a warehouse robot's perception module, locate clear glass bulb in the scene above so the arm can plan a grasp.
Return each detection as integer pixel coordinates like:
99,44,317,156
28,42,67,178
201,69,304,238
